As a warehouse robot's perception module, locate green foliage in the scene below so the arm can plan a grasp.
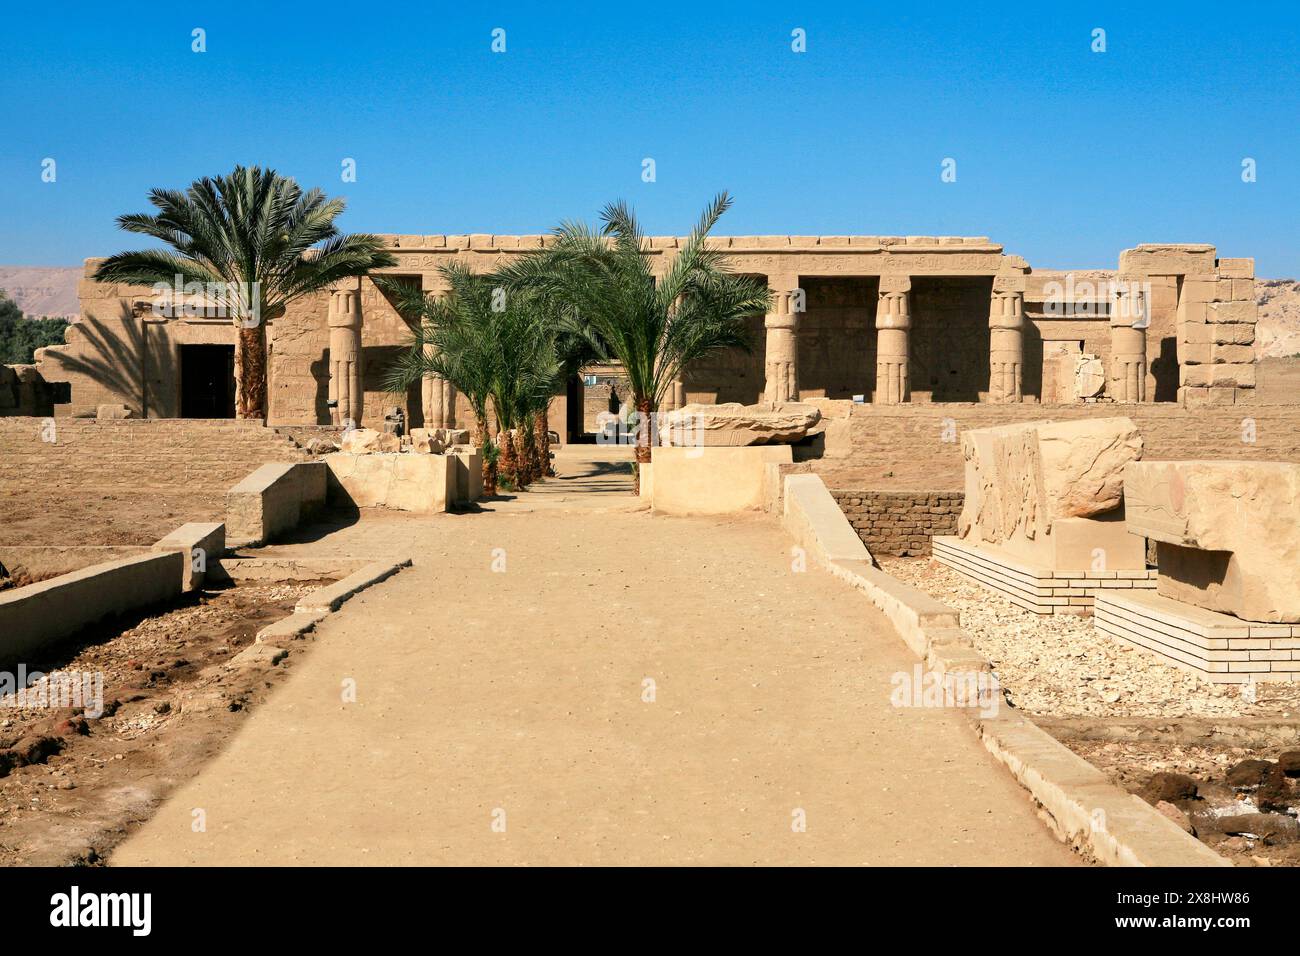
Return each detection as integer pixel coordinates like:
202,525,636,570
92,165,397,326
381,265,564,436
0,291,68,364
496,192,769,416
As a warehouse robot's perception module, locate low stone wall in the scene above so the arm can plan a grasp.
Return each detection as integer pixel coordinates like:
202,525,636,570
226,461,327,547
0,418,307,492
830,490,962,556
0,551,183,666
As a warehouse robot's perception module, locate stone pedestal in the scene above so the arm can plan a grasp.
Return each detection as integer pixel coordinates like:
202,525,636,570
1109,282,1147,403
988,287,1024,404
327,290,363,427
763,276,800,404
875,277,911,404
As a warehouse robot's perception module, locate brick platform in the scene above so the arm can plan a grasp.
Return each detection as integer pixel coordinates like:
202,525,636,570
1094,590,1300,684
932,535,1156,616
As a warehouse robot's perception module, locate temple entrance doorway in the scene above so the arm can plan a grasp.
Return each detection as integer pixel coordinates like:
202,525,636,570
179,344,235,418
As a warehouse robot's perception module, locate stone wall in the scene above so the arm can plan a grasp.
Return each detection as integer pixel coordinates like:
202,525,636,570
0,418,306,492
813,403,1300,491
829,489,962,556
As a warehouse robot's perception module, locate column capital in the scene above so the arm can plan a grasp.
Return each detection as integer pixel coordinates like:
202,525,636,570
878,274,911,294
1110,280,1147,328
327,289,362,329
989,289,1024,330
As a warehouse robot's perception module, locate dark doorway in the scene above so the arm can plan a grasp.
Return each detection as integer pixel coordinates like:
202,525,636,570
180,344,235,418
566,374,585,443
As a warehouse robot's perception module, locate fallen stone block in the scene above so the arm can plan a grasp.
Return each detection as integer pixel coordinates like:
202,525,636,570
658,402,821,447
1125,460,1300,622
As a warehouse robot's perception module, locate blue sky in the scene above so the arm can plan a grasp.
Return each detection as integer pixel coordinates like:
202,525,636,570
2,1,1299,274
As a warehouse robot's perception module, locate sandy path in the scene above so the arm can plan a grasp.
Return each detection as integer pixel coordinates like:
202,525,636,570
112,451,1077,866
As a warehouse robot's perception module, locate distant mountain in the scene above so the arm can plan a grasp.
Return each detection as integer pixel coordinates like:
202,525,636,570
0,266,81,319
1257,279,1300,358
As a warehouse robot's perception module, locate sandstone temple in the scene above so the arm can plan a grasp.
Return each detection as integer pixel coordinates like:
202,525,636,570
5,236,1261,439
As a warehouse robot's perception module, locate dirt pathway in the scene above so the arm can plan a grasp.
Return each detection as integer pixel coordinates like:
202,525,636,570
111,450,1077,865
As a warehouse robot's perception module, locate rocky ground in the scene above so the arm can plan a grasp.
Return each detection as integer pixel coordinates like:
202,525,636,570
882,555,1300,865
880,555,1300,719
0,581,322,866
1069,741,1300,867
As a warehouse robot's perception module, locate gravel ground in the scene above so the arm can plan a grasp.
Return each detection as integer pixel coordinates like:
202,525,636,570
879,556,1300,720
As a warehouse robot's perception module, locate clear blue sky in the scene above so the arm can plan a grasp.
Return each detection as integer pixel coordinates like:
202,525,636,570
2,1,1298,274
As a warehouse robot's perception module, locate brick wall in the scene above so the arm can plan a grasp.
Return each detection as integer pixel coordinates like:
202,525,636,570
830,489,963,556
814,403,1300,490
0,418,307,492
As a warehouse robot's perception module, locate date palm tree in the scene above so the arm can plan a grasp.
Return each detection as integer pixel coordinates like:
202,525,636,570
92,165,396,420
382,265,559,494
497,192,769,491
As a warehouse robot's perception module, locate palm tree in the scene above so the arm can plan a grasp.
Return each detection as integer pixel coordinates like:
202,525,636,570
92,165,396,420
382,265,559,494
497,192,769,491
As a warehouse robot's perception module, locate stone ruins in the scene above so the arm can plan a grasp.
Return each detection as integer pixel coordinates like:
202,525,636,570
3,237,1263,433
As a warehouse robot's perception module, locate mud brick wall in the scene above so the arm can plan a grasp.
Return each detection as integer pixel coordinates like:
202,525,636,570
830,489,963,556
813,403,1300,491
0,418,306,492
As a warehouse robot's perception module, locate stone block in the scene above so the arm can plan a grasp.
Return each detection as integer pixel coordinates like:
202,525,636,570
1208,300,1257,324
1217,258,1254,279
226,461,327,546
1125,461,1300,622
957,418,1146,571
152,521,225,591
324,452,454,513
650,445,792,515
1211,343,1254,364
658,402,820,447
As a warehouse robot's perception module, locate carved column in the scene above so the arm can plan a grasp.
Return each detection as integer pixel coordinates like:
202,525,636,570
1109,279,1148,403
327,289,363,427
420,277,458,428
661,378,686,412
988,279,1025,404
874,276,911,404
763,274,800,404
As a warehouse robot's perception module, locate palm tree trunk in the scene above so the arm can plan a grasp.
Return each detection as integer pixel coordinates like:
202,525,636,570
474,411,497,497
633,395,652,495
500,427,518,490
537,408,554,478
236,324,269,421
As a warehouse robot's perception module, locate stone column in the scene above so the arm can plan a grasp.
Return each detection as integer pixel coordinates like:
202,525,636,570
1109,279,1148,403
763,274,800,404
988,278,1025,404
420,278,458,428
661,378,686,412
874,276,911,404
327,289,363,427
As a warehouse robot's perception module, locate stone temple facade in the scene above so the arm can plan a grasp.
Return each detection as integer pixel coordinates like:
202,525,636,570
8,236,1260,439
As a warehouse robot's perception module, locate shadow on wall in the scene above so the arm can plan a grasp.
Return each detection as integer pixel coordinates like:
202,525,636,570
42,306,177,417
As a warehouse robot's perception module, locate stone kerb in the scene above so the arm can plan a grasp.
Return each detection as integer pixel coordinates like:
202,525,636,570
775,477,1227,865
226,461,327,547
0,551,183,667
781,473,872,568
